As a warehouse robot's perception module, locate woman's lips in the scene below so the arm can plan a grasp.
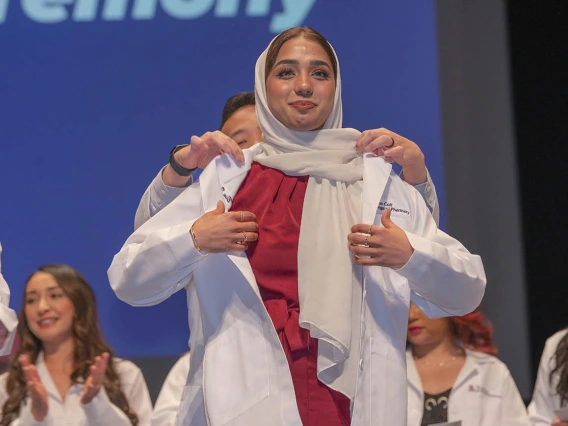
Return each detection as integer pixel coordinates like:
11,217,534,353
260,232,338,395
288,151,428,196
290,101,316,111
37,318,58,329
408,326,423,335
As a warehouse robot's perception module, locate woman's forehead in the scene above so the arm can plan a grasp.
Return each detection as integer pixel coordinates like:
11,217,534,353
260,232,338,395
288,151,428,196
26,271,59,291
275,37,333,63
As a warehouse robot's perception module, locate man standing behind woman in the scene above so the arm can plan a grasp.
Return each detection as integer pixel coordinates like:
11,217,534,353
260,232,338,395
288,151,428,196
135,92,440,231
109,27,486,426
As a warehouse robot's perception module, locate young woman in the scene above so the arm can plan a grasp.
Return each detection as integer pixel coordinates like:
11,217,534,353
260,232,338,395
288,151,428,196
406,302,529,426
528,328,568,425
0,264,152,425
109,27,486,426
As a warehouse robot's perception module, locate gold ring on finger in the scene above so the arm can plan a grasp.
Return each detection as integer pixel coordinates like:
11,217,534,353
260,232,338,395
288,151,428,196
240,211,244,222
243,231,248,242
364,236,369,247
367,225,372,234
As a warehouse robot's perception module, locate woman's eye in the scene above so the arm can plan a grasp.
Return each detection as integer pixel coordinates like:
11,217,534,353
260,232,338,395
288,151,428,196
276,68,294,78
25,298,37,305
50,293,63,299
313,70,330,79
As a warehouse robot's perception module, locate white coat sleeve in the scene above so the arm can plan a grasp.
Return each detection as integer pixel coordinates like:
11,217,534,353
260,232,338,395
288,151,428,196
134,168,191,231
0,243,18,357
82,360,153,426
498,369,531,426
394,184,486,317
109,180,206,307
403,168,440,226
527,332,565,426
151,353,190,426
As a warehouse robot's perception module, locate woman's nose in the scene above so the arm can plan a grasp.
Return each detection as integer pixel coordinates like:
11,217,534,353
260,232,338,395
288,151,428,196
37,297,50,314
295,74,313,97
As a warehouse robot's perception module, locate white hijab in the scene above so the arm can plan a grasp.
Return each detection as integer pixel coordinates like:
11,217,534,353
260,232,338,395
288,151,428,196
254,36,363,400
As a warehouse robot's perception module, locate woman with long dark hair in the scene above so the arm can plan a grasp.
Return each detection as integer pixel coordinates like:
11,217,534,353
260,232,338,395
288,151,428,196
0,264,151,425
406,302,530,426
528,328,568,425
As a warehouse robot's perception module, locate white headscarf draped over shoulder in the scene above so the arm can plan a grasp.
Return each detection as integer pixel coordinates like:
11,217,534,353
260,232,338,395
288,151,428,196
253,33,363,400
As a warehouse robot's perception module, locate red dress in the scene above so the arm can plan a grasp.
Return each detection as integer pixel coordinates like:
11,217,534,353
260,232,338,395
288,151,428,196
230,162,351,426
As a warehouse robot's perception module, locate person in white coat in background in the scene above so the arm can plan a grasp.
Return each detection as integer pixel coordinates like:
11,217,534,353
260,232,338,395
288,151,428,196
528,328,568,426
0,264,152,426
0,244,18,358
406,302,530,426
109,27,486,426
151,352,190,426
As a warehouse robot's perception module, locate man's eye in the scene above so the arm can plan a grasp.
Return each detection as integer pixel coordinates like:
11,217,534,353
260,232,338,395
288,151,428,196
237,140,247,146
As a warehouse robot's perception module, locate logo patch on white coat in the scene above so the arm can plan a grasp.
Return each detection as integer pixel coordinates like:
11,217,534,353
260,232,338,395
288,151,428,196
378,201,410,216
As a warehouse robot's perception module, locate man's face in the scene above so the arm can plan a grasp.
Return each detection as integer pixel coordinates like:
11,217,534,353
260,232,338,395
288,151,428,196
221,105,263,149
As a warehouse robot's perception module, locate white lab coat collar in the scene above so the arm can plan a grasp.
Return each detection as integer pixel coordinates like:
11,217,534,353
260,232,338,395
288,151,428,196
35,351,78,403
406,348,484,395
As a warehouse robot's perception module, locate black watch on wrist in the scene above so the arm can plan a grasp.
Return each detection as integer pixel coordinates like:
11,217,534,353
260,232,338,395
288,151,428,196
169,145,197,177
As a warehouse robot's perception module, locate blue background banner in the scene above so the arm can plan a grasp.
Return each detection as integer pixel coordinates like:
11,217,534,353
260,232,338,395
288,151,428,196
0,0,444,357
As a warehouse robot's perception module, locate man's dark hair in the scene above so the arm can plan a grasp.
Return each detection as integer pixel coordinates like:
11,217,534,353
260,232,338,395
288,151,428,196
220,92,255,129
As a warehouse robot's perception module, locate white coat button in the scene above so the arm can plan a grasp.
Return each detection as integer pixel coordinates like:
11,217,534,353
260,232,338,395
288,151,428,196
359,359,363,371
156,197,162,204
160,189,166,195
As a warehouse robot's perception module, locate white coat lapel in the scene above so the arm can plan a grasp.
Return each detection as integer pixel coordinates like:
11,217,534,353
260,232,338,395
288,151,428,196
199,145,264,298
362,154,392,225
199,144,263,212
36,353,64,402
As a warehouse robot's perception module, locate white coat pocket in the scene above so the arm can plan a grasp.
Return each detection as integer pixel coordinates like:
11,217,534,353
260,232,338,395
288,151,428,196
202,303,270,425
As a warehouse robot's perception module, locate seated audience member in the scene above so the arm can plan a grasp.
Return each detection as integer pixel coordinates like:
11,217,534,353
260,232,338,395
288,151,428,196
407,302,530,426
0,264,152,425
151,352,190,426
528,328,568,426
0,244,17,358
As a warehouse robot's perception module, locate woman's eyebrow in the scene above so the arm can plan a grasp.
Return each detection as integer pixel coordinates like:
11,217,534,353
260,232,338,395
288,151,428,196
310,60,331,69
274,59,299,67
274,59,331,69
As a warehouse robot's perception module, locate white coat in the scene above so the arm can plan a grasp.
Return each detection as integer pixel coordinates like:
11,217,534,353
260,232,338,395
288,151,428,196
152,353,191,426
0,243,18,357
407,350,530,426
108,144,486,426
527,329,568,425
0,353,152,425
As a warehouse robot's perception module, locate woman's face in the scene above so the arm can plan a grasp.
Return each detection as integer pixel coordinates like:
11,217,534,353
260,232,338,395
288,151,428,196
407,302,453,348
24,272,75,346
266,37,336,131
